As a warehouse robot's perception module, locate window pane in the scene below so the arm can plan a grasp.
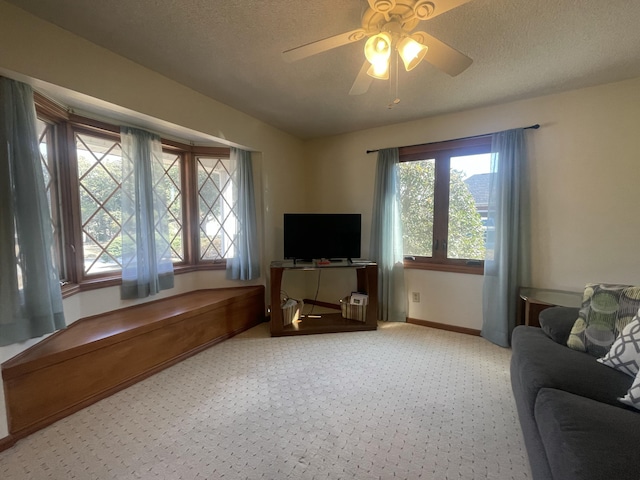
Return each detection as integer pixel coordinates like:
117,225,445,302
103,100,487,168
37,118,66,281
447,153,491,260
197,157,238,260
399,159,435,257
159,152,183,263
76,133,123,275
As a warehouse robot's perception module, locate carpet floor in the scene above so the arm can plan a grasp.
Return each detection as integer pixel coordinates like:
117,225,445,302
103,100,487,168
0,322,531,479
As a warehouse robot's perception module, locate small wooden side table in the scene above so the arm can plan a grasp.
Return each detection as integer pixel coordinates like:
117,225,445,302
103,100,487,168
519,288,583,327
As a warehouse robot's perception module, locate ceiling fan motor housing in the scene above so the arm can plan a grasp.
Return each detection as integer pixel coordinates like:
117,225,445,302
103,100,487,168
365,0,436,35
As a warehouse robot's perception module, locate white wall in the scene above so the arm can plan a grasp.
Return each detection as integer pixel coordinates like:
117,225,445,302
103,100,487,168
304,76,640,331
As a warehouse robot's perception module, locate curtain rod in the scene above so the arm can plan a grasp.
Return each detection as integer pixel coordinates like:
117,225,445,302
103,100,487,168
365,124,540,154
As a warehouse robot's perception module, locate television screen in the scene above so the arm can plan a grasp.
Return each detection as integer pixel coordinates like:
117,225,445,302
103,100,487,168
284,213,361,261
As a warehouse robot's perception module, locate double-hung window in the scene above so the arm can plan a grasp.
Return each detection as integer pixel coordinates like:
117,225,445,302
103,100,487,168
398,136,492,273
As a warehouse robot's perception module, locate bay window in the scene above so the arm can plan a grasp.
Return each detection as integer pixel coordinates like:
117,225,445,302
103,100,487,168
33,93,234,295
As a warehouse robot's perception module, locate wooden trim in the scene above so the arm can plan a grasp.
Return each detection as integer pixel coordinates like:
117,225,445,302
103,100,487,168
191,146,230,157
68,113,120,136
432,153,450,262
60,283,80,298
399,137,491,162
303,299,341,310
0,433,17,453
34,92,69,120
403,259,484,275
183,150,197,263
407,317,481,336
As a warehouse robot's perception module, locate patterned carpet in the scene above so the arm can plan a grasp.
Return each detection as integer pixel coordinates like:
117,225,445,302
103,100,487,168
0,322,531,479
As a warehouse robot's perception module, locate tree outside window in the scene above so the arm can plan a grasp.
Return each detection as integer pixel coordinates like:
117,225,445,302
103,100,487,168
398,137,492,273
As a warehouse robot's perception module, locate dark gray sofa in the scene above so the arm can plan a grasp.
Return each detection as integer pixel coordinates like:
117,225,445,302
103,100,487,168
511,306,640,480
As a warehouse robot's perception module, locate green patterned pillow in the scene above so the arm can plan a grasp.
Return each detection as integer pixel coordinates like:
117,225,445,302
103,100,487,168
616,286,640,333
567,284,632,357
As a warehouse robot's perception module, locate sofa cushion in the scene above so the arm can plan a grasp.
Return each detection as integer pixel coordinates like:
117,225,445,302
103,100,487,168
539,306,580,344
598,314,640,377
511,326,633,409
534,388,640,480
567,284,629,357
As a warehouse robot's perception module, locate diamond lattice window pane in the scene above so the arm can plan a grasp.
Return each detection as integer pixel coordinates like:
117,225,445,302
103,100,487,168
76,133,123,275
197,156,237,261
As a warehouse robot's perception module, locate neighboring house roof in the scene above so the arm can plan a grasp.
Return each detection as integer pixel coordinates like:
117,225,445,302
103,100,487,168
464,173,493,207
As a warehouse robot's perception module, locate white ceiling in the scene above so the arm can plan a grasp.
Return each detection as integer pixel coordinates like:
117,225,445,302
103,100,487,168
8,0,640,140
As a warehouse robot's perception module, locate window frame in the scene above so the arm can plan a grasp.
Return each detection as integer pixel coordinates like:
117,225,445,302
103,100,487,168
399,136,492,275
33,94,233,297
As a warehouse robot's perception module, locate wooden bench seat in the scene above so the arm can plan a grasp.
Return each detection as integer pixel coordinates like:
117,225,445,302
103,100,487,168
2,286,265,440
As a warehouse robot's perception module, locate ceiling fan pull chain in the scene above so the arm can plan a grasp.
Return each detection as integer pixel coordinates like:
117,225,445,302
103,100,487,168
388,51,401,109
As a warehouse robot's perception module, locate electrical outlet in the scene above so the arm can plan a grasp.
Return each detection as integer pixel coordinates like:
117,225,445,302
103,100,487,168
412,292,420,303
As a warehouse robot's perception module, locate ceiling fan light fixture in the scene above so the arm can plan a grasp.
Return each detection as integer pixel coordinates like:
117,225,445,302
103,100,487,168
367,60,390,80
364,32,392,65
397,36,428,71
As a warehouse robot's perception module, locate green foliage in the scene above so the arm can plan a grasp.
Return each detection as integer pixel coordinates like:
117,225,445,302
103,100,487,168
78,149,186,268
399,160,434,256
447,170,486,260
78,154,122,244
398,161,485,260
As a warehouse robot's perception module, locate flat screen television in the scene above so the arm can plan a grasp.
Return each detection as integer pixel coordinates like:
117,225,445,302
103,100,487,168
284,213,361,261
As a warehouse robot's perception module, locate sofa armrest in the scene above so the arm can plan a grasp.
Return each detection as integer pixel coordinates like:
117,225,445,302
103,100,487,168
535,388,640,480
539,306,579,344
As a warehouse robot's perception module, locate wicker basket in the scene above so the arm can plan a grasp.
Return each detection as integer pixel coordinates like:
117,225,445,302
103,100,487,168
281,298,303,326
340,296,366,322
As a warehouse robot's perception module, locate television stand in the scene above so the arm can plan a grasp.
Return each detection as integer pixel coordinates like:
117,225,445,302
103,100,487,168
269,261,378,336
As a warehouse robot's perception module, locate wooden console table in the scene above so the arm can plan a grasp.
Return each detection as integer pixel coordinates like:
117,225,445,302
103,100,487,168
519,287,582,327
270,261,378,336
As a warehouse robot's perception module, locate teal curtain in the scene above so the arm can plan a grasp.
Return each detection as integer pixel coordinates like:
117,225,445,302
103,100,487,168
226,147,260,280
370,148,406,322
482,129,531,346
120,127,174,299
0,77,65,346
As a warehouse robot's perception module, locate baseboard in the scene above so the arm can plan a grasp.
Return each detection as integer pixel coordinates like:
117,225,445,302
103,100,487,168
0,433,16,452
407,318,481,336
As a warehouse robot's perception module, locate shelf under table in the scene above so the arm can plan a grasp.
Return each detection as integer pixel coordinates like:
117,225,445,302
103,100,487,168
275,313,376,336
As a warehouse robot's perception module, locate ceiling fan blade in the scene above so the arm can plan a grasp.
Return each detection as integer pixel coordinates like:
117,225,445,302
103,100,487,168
425,0,474,20
349,61,374,96
413,31,473,76
283,29,367,63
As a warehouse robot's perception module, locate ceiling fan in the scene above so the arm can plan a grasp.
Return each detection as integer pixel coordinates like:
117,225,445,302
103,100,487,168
282,0,474,96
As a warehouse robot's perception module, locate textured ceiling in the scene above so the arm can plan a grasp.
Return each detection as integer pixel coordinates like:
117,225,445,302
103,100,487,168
8,0,640,139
